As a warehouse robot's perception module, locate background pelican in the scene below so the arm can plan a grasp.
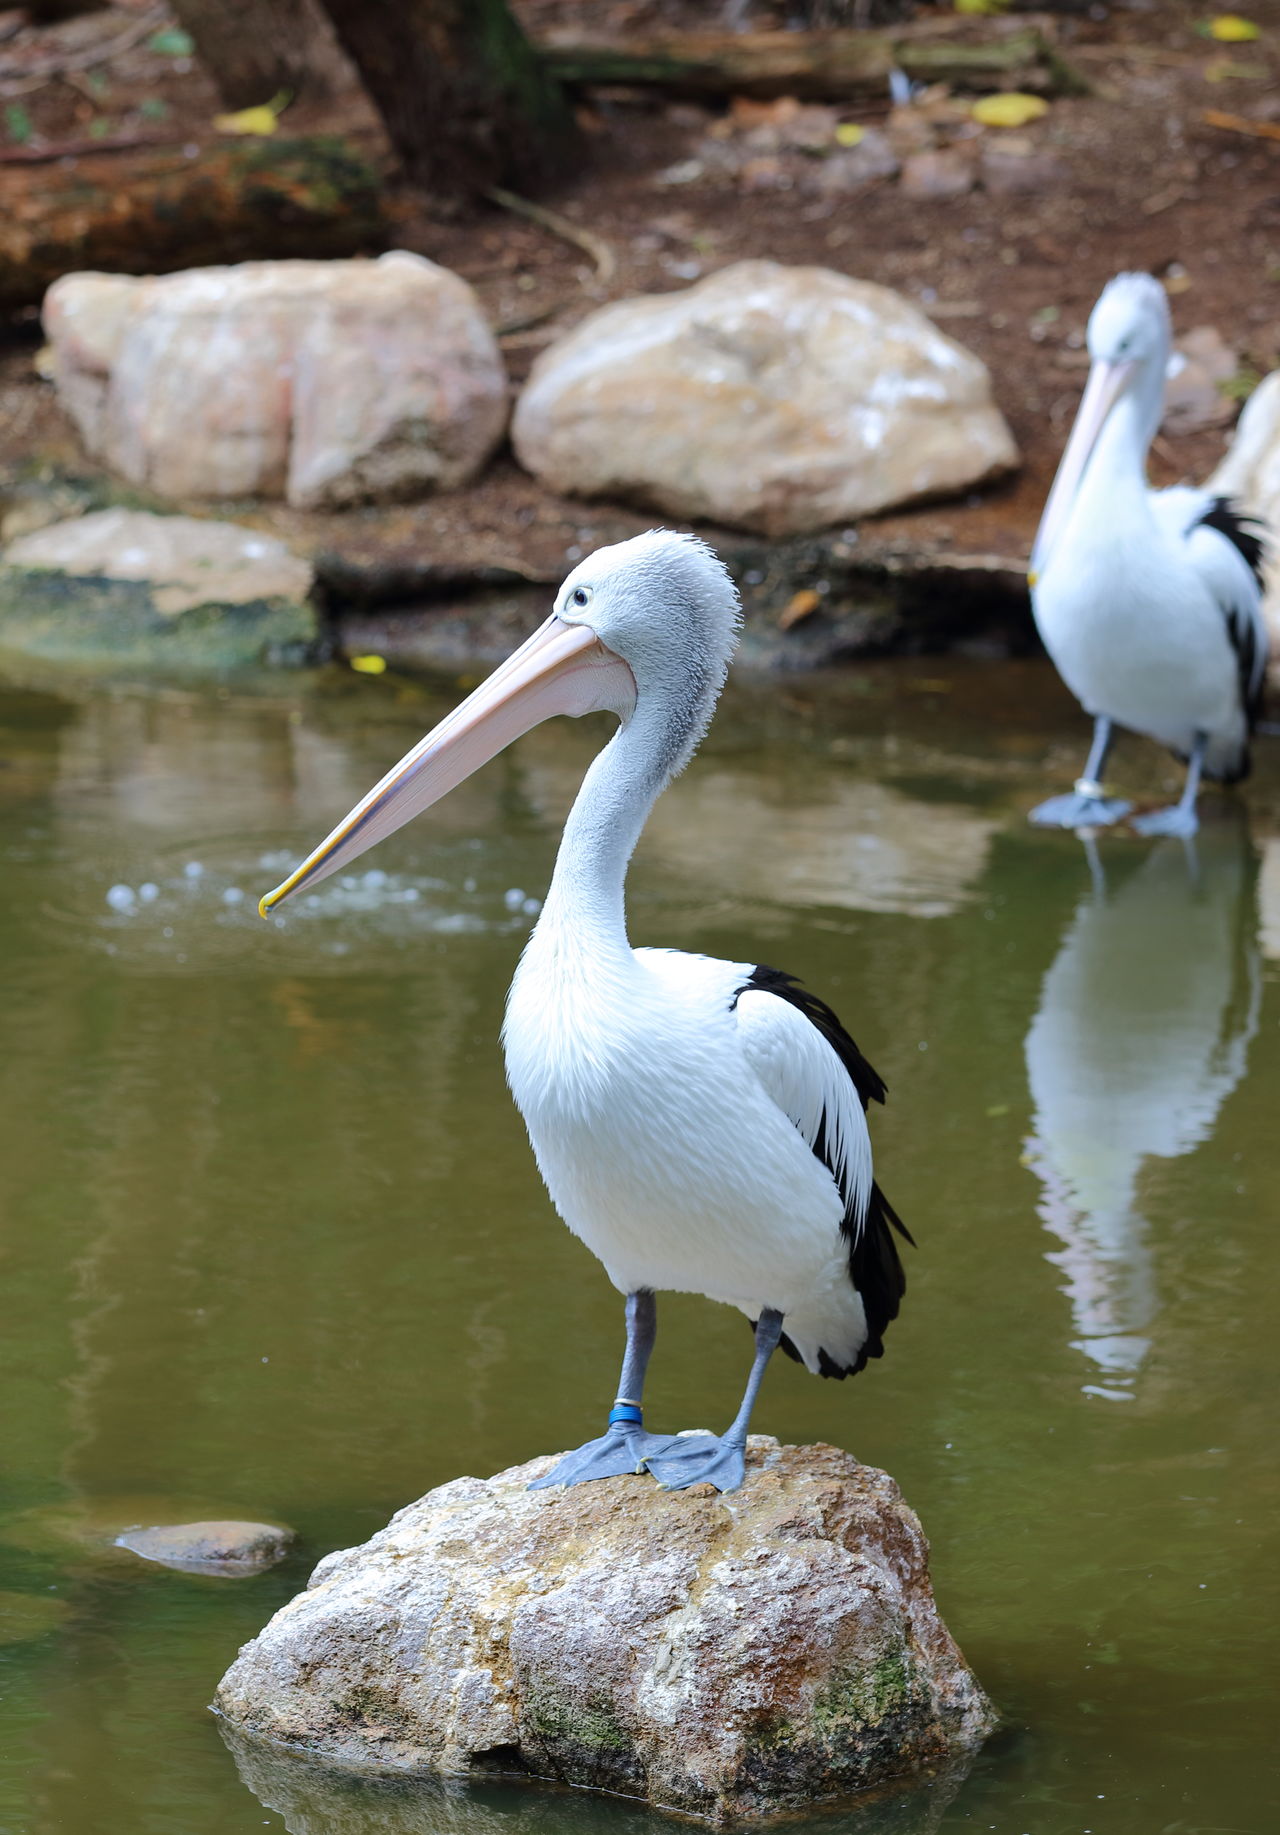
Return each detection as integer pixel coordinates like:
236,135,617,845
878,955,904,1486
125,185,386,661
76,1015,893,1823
1029,272,1268,837
1024,823,1260,1396
260,532,910,1494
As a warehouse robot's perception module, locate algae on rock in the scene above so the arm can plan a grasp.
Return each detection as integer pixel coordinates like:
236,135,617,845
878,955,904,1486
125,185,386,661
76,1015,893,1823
0,508,318,675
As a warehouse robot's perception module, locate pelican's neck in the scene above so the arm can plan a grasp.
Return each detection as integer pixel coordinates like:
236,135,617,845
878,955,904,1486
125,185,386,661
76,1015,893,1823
532,707,674,968
1076,354,1166,527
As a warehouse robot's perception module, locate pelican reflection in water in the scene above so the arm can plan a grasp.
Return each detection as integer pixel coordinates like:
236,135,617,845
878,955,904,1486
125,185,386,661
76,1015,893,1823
1024,821,1260,1398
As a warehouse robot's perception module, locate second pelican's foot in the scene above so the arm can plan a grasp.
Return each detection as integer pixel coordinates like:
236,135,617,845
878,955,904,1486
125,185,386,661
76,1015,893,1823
645,1431,746,1495
1029,791,1132,831
527,1425,677,1490
1130,803,1199,839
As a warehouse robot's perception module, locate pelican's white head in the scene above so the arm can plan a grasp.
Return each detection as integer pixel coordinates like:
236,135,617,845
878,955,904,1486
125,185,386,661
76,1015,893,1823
1030,272,1172,584
259,531,741,914
554,529,741,776
1086,271,1171,373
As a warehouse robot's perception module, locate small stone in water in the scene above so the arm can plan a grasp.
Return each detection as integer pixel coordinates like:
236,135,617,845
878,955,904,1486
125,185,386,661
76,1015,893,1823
522,897,541,916
184,861,204,879
138,882,159,903
222,887,245,905
116,1519,296,1576
503,887,526,911
363,869,387,890
106,884,135,912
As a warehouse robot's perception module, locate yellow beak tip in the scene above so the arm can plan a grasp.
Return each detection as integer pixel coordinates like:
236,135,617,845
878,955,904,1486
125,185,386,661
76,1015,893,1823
1027,569,1039,588
258,894,275,920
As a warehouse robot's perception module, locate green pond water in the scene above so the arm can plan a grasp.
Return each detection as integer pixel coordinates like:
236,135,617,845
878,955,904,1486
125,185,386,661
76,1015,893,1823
0,655,1276,1835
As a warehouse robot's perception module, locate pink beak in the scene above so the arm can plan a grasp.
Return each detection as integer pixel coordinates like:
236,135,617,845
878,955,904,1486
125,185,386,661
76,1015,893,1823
1029,357,1136,584
260,615,636,915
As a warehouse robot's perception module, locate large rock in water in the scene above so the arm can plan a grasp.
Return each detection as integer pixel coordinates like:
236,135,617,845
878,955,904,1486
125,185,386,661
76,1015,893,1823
511,260,1017,537
214,1440,994,1821
43,253,508,510
0,508,316,673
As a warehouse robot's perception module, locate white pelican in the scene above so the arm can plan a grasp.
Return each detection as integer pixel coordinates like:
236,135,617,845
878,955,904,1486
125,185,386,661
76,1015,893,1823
259,532,910,1494
1028,271,1268,837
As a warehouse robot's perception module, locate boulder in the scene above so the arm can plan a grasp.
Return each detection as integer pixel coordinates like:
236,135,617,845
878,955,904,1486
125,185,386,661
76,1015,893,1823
0,508,317,673
44,252,508,510
214,1439,994,1821
1162,325,1238,437
117,1519,296,1576
511,260,1017,537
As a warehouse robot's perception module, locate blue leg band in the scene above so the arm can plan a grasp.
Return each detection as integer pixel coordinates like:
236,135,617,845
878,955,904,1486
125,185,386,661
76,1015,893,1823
609,1403,643,1427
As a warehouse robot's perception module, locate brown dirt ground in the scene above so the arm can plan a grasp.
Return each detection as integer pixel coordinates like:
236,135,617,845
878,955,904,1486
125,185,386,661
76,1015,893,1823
2,0,1280,648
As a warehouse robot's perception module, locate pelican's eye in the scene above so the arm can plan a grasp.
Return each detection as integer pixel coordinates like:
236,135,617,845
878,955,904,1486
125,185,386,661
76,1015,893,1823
570,585,592,610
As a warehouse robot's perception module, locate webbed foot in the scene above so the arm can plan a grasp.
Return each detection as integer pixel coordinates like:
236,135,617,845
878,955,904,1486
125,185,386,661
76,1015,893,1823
527,1425,677,1490
645,1432,746,1494
1130,803,1199,839
1029,791,1132,831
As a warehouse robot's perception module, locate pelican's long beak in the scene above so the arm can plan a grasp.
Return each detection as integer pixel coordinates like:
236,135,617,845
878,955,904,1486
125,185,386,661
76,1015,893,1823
1029,358,1136,585
260,616,636,915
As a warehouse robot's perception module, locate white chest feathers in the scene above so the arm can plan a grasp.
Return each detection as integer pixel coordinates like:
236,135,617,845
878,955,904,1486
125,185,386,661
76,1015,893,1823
501,934,852,1313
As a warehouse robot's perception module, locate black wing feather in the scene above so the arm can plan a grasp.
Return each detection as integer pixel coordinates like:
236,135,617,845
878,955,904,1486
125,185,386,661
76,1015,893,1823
1197,497,1266,591
733,963,888,1110
1195,498,1268,753
733,963,913,1380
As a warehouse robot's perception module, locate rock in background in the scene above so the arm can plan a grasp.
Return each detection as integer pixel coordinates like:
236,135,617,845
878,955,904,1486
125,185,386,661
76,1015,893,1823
0,508,316,673
214,1439,994,1821
512,260,1018,538
44,253,508,511
1163,326,1240,438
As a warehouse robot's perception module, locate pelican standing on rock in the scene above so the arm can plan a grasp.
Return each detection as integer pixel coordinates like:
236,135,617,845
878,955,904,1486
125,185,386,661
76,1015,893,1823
260,533,910,1494
1028,271,1268,837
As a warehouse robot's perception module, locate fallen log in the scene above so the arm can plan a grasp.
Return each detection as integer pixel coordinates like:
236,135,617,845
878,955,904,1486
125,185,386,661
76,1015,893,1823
0,135,386,314
538,19,1090,102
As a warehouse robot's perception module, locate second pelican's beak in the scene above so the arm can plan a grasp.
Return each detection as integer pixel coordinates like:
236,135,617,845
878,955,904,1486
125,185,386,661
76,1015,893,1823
1030,357,1136,583
260,616,636,914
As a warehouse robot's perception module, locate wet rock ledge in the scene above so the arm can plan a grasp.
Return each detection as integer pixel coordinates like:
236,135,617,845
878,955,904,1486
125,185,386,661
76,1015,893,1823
213,1439,993,1822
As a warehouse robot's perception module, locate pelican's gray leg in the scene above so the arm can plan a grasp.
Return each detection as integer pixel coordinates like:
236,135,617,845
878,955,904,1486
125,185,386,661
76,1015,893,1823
1131,732,1206,839
1030,716,1133,829
645,1309,785,1495
528,1290,677,1489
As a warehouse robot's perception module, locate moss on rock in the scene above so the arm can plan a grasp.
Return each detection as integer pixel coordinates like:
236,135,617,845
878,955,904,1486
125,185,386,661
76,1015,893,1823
0,508,319,676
